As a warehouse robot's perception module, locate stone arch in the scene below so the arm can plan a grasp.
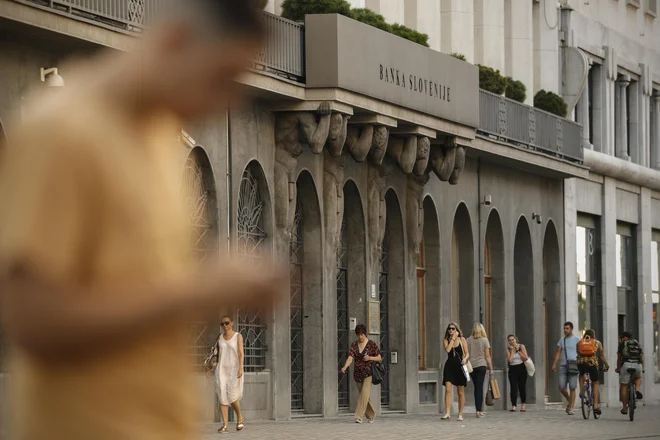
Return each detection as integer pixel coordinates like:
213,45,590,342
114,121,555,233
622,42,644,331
421,196,441,370
485,209,506,369
381,189,405,409
236,160,272,372
514,216,536,403
289,170,323,414
182,147,219,373
0,118,5,144
543,220,562,401
452,203,475,328
338,179,366,410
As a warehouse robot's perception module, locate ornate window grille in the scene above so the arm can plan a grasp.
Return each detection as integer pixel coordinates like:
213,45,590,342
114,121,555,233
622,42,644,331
182,151,217,372
379,230,390,407
290,201,304,410
237,167,267,372
337,217,350,409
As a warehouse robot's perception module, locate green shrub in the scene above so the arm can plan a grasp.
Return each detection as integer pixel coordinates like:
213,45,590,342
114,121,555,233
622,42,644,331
281,0,351,21
505,77,526,103
391,23,430,47
478,65,507,95
349,8,392,32
450,53,467,61
534,90,568,117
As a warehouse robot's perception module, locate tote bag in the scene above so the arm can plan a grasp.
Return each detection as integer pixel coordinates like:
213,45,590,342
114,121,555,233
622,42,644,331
524,357,536,377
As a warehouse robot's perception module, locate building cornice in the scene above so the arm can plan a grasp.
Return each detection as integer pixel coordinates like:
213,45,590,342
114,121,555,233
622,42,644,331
583,149,660,191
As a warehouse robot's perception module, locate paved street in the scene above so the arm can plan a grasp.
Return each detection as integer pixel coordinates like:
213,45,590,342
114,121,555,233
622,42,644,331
201,407,660,439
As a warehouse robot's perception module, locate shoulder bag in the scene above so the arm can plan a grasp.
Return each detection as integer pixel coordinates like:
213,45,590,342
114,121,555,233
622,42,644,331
485,381,495,406
366,342,387,385
564,336,579,375
462,339,473,373
203,340,219,371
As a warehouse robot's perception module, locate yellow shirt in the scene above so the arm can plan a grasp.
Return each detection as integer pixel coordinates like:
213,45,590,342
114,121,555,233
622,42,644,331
0,87,197,440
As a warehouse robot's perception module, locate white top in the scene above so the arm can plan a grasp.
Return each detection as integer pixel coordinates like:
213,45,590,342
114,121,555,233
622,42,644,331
214,332,244,406
509,347,523,366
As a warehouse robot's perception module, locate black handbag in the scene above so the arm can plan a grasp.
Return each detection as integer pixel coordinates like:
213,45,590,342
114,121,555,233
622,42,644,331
372,361,387,385
485,381,495,406
564,337,579,375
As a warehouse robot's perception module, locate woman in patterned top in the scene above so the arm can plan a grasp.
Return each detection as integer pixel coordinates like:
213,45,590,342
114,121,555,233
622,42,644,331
577,329,609,415
341,324,382,424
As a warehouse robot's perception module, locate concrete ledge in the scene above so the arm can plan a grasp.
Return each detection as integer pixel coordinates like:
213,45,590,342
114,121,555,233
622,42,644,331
584,149,660,191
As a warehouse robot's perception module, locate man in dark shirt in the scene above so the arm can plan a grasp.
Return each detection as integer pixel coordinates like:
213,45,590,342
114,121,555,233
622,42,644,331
616,331,644,414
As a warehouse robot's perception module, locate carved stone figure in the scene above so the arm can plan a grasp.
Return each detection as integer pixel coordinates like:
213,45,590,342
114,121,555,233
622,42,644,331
346,125,373,162
323,152,346,256
273,102,334,237
369,126,389,166
387,135,417,174
406,175,427,262
326,113,349,157
430,140,456,182
367,163,387,269
449,145,466,185
413,137,430,176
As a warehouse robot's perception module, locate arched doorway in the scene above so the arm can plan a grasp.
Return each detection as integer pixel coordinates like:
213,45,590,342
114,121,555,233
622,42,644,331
237,161,271,372
182,147,218,372
543,221,562,402
419,196,441,371
380,190,405,409
337,181,366,411
289,171,323,414
452,203,475,326
514,217,535,403
485,210,505,369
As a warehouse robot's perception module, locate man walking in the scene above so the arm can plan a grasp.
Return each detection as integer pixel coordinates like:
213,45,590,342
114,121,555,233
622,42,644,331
616,331,644,415
552,322,581,415
0,2,282,440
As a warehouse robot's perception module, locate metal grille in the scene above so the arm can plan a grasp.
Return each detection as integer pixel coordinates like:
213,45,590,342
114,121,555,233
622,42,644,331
182,152,216,372
237,168,267,372
379,231,390,407
290,201,304,410
337,217,350,409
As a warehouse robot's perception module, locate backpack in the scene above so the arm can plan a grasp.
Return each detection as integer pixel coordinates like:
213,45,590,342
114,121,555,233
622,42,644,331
578,338,596,357
622,339,642,360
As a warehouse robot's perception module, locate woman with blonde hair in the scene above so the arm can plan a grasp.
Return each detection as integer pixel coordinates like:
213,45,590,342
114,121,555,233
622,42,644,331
467,323,493,418
441,322,469,421
506,334,529,412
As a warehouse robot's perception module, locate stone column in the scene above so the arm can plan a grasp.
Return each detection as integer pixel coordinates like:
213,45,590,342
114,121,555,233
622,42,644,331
652,91,660,170
615,75,631,160
474,0,505,71
577,63,593,150
533,0,560,94
441,0,475,62
366,0,404,24
404,0,441,51
505,0,534,104
637,188,653,401
564,178,579,325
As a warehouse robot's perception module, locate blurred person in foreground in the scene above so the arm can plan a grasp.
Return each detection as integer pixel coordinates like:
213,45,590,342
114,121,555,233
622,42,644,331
0,1,282,439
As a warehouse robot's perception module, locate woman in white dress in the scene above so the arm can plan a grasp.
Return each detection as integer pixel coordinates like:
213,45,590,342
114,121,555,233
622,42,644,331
205,316,245,433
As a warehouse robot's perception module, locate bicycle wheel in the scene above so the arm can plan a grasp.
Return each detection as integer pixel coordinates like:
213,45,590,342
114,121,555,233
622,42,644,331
581,392,590,419
628,383,635,422
592,391,600,420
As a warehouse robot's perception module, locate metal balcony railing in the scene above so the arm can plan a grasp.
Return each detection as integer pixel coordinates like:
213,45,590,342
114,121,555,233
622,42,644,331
478,89,584,163
9,0,305,81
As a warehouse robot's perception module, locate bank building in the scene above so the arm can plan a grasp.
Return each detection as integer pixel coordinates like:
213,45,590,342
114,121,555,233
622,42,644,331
0,0,659,428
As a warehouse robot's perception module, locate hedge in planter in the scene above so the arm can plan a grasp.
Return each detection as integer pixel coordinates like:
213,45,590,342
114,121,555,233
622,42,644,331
533,90,568,118
349,8,391,32
478,65,507,95
391,24,429,47
505,77,526,103
281,0,351,21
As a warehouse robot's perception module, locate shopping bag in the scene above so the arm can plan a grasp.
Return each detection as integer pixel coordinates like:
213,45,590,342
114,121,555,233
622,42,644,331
490,377,501,400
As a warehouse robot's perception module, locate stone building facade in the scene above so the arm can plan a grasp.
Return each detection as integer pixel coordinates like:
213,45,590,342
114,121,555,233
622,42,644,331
0,0,658,432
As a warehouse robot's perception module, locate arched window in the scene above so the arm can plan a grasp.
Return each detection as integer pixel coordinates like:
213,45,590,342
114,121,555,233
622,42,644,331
289,200,304,410
237,166,267,371
336,216,349,409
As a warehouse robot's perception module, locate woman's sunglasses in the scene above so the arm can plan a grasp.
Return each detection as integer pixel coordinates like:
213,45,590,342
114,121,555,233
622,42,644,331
221,321,231,327
448,327,456,331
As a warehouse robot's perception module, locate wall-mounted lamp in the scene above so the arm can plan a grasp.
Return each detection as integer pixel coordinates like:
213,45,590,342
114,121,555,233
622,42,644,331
481,195,492,206
40,68,64,88
532,213,542,225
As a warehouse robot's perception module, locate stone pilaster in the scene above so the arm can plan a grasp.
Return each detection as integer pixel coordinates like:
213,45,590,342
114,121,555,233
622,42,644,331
577,62,593,150
652,91,660,170
615,75,631,160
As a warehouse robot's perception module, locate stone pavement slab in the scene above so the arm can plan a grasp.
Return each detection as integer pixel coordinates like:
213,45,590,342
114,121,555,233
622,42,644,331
201,407,660,440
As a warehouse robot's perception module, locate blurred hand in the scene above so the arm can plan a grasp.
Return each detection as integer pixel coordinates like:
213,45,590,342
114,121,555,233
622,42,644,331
205,370,211,379
341,367,347,374
551,364,557,373
237,368,243,379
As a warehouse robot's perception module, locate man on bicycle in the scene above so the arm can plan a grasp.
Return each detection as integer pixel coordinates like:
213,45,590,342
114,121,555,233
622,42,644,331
616,331,644,415
577,329,609,415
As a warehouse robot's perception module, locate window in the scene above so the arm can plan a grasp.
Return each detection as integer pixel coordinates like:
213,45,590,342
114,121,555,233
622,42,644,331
577,224,599,337
484,237,492,340
649,0,658,16
652,236,659,380
417,240,426,370
617,224,638,336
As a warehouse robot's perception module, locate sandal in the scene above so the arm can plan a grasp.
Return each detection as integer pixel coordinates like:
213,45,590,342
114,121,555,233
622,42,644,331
218,426,228,434
441,414,451,420
510,407,517,412
237,417,245,431
620,409,628,415
457,415,464,422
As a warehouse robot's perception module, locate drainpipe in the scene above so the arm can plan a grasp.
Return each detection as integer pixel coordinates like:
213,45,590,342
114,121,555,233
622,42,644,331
478,157,484,324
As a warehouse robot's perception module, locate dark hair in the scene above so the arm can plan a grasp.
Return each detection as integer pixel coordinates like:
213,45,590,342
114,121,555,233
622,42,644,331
507,334,519,343
564,321,574,329
585,329,595,339
621,331,633,339
193,0,263,39
355,324,367,336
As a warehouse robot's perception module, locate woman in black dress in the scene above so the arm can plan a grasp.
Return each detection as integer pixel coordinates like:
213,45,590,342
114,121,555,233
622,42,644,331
441,322,470,421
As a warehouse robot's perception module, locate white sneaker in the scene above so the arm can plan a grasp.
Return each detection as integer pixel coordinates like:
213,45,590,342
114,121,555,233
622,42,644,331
355,418,363,424
366,417,374,424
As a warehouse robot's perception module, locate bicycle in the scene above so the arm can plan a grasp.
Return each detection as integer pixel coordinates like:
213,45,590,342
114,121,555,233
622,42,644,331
580,367,606,420
626,367,637,422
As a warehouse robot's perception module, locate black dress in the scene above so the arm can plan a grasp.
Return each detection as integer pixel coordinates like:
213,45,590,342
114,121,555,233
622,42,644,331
442,341,467,387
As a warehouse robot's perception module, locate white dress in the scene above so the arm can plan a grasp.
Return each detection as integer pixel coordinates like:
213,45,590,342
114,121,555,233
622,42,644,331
214,332,244,405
